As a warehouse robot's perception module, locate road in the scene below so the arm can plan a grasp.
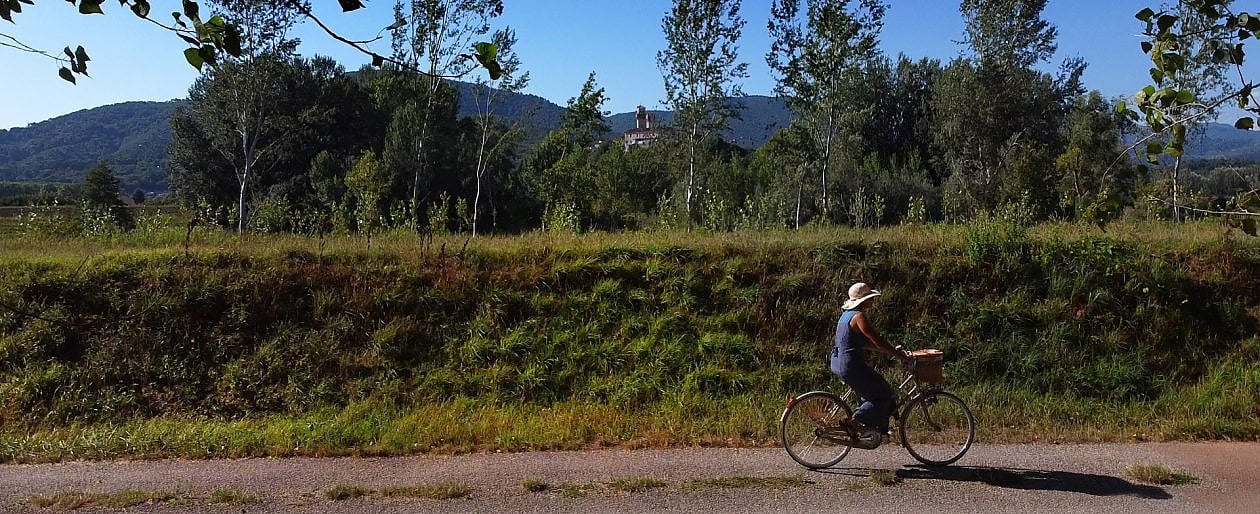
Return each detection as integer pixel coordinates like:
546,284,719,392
0,443,1256,513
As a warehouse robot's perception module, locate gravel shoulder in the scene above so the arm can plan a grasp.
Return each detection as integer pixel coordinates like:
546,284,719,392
0,443,1256,513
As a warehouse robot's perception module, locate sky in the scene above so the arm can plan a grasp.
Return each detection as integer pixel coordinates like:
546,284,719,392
0,1,1220,131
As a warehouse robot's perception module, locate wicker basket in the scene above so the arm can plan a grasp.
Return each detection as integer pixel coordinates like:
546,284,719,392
908,349,945,384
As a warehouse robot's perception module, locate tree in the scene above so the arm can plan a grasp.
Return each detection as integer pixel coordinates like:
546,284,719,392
959,0,1057,69
131,188,146,205
768,0,886,220
1125,1,1245,223
521,72,610,220
1054,92,1135,224
389,0,501,228
80,161,133,230
345,149,389,244
658,0,749,225
469,27,528,236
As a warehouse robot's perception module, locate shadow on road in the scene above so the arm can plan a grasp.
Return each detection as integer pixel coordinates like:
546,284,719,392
819,466,1172,499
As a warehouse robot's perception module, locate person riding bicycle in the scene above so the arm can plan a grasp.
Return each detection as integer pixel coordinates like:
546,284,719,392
832,282,911,449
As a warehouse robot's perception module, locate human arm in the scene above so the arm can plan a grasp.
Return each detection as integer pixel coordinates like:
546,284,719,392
851,312,911,364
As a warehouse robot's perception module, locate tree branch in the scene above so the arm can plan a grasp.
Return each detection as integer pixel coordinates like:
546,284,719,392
1145,195,1260,217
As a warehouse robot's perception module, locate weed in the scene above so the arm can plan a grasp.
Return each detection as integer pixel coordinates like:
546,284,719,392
30,490,174,509
557,483,596,498
380,483,472,500
1125,464,1200,485
869,469,901,486
684,475,812,489
326,485,372,501
522,478,550,492
607,476,667,493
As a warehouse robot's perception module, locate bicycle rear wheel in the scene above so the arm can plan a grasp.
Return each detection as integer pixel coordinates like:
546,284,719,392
898,391,975,466
779,391,853,469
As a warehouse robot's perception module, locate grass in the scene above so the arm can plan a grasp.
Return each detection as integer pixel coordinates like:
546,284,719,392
208,488,260,505
380,483,472,499
326,483,471,501
522,478,550,492
31,490,175,509
1125,464,1201,485
606,476,667,493
869,469,901,486
0,222,1257,462
326,485,372,501
684,475,813,490
557,483,597,498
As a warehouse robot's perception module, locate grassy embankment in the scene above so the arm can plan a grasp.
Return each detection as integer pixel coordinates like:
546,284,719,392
0,220,1257,462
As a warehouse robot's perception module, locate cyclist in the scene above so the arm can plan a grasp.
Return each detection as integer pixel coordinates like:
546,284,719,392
831,282,911,448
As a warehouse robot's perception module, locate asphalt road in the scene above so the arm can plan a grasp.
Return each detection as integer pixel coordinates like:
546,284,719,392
1,443,1256,513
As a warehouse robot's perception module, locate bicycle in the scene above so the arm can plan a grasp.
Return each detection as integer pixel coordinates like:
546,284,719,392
779,348,976,468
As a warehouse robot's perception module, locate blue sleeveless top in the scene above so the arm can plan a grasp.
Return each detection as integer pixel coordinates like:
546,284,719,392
833,309,870,362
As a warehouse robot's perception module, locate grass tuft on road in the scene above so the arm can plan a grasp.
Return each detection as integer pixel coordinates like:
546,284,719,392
869,469,901,486
607,476,667,493
326,485,372,501
522,478,550,492
685,475,813,489
31,490,175,509
1125,464,1200,485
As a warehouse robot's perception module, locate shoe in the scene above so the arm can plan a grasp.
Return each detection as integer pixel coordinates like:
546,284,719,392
856,428,882,449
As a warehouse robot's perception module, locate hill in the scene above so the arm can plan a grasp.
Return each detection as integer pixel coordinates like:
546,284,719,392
0,101,182,192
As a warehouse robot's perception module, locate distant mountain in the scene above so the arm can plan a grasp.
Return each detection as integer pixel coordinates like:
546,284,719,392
6,88,1260,192
0,101,182,191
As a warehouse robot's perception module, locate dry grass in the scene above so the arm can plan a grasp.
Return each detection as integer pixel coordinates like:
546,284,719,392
869,469,901,486
1125,464,1200,485
522,478,550,492
684,475,813,490
325,485,372,501
30,490,175,509
379,483,472,500
606,476,667,493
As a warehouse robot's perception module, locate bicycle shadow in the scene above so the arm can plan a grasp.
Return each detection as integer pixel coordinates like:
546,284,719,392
819,465,1172,499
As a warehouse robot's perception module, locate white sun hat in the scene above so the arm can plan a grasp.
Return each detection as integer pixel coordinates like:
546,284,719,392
842,282,881,310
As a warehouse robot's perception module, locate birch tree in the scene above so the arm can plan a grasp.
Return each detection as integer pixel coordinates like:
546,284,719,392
657,0,748,225
767,0,886,221
469,28,528,236
389,0,500,228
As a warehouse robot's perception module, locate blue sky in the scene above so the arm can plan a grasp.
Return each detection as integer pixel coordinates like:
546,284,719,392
0,1,1206,130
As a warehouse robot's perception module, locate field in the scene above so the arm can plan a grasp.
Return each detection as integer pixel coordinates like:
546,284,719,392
0,219,1257,462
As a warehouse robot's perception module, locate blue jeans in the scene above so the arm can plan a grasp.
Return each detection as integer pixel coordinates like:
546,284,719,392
830,349,894,432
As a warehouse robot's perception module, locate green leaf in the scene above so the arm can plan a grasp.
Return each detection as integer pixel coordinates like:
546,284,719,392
63,46,74,60
1136,8,1155,22
131,0,150,18
74,45,89,63
58,66,76,84
1242,218,1258,237
1141,41,1154,54
1236,117,1255,130
1146,142,1163,158
1175,89,1195,105
197,45,216,67
1157,14,1177,33
337,0,365,12
183,47,204,70
78,0,104,15
182,0,199,20
371,54,384,67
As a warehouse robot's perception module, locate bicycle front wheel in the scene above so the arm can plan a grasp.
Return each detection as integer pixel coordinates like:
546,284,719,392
898,391,975,466
779,391,853,469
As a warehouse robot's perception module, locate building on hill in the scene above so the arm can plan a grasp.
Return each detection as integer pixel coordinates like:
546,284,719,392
623,105,660,150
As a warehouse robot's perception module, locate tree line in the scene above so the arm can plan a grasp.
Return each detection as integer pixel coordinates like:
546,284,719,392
70,0,1256,236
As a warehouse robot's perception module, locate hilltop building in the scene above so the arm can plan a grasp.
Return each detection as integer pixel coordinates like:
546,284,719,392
623,105,660,150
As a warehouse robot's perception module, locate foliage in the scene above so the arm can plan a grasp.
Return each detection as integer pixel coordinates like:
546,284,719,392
79,161,133,231
658,0,749,223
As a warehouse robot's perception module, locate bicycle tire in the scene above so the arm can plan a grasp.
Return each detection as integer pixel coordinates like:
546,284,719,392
780,391,854,469
898,390,975,466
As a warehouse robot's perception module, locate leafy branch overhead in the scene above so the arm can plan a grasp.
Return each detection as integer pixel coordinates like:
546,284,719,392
2,0,502,82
